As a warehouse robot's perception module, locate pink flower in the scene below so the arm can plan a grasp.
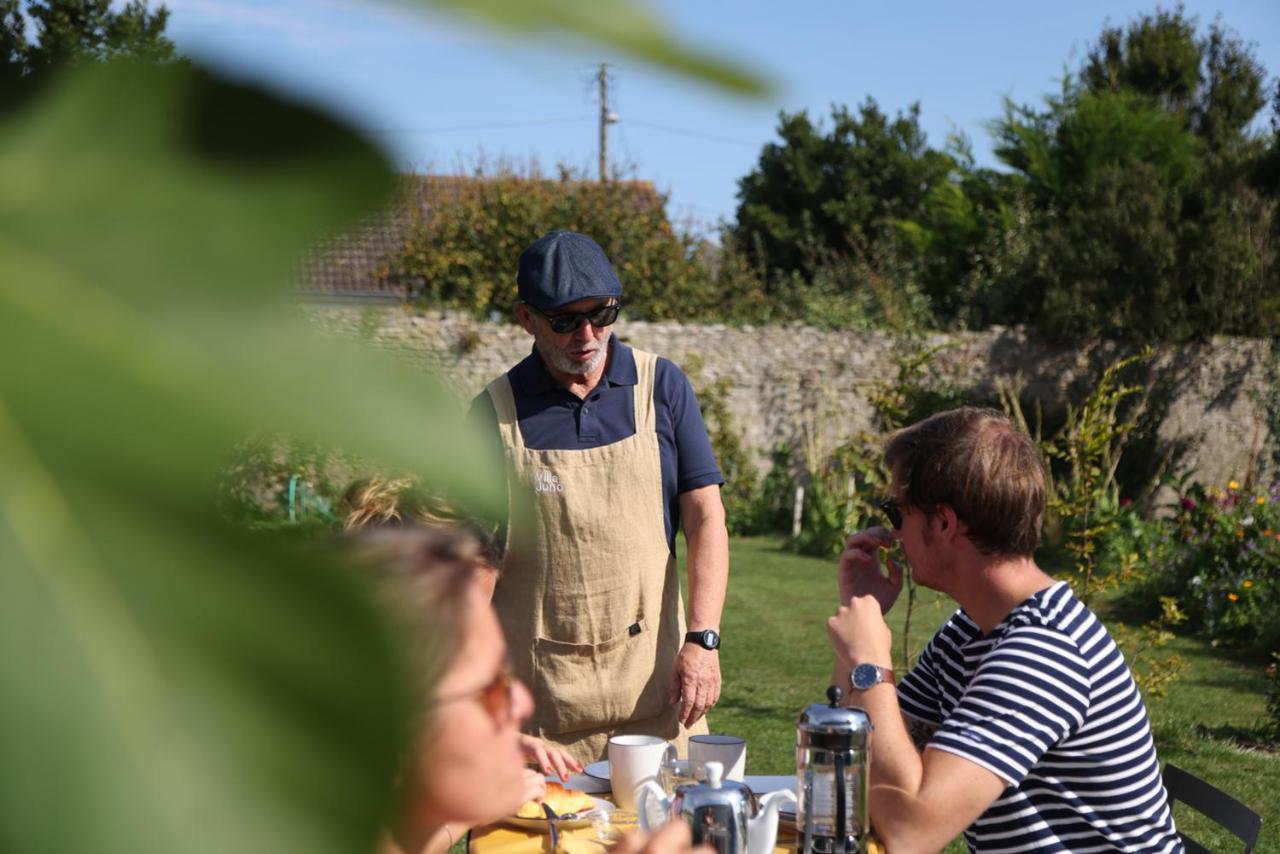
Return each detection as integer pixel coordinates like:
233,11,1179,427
1181,498,1196,510
1120,497,1133,508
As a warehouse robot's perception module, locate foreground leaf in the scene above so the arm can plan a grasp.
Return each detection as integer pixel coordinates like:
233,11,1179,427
0,59,498,854
416,0,770,96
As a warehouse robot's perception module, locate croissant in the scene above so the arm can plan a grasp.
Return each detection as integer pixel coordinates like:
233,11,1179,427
516,781,597,818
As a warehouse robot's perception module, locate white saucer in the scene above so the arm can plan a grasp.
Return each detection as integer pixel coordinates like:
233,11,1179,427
744,775,796,795
547,771,612,794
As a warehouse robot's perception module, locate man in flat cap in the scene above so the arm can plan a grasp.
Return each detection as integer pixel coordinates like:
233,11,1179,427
469,231,728,764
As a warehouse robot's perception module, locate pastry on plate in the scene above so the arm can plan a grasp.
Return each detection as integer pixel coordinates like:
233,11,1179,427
515,781,597,818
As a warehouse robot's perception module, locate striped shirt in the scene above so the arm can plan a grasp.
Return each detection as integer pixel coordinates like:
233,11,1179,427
897,581,1182,853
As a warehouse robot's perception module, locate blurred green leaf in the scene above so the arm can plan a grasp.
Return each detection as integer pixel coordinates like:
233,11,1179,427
414,0,770,96
0,58,501,854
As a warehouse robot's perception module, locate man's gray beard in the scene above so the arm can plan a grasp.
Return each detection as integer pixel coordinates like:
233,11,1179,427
541,331,611,377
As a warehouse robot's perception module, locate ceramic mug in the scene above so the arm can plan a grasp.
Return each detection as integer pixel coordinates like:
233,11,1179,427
608,735,676,810
689,734,746,782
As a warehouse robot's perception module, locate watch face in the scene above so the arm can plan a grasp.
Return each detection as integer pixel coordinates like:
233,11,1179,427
851,663,880,690
702,629,720,650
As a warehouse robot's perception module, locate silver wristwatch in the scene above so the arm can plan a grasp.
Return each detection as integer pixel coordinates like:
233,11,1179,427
850,662,894,691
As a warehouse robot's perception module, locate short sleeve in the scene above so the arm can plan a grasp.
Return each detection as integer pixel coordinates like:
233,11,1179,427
897,640,945,727
928,627,1090,786
655,359,723,493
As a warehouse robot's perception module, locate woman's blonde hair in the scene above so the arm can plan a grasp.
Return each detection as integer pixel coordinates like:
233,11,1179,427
342,476,502,569
343,527,479,735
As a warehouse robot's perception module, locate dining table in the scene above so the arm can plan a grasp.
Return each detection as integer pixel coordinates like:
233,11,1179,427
469,775,885,854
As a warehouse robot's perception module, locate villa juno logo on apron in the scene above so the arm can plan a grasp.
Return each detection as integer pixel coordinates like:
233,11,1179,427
534,470,565,494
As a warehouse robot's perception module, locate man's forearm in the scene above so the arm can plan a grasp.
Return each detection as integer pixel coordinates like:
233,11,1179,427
681,487,728,629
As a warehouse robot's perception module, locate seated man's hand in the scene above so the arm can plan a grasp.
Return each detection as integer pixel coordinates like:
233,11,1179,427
838,527,903,613
827,594,893,672
609,819,714,854
518,734,584,781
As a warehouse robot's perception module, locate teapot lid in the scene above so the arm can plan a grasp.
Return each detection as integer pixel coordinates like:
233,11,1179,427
798,685,873,735
675,761,752,813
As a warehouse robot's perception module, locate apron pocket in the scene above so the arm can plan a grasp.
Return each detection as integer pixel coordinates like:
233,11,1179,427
533,619,667,735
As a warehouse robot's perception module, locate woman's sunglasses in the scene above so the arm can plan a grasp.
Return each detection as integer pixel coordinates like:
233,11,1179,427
528,302,621,334
877,497,904,531
437,663,519,724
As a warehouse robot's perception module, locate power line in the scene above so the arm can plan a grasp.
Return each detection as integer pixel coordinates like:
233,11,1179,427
370,116,594,135
622,119,760,149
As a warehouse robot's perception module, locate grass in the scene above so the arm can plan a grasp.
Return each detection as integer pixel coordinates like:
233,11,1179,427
691,537,1279,852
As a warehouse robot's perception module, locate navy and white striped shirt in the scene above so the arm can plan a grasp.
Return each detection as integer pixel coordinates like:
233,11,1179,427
897,581,1182,853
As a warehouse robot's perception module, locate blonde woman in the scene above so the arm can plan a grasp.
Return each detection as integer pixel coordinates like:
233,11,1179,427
343,477,578,780
350,527,707,854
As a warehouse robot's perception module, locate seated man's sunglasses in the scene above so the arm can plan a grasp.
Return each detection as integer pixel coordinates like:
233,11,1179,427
526,301,621,334
878,497,904,531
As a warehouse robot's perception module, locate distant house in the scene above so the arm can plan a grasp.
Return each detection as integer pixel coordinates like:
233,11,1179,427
297,174,662,303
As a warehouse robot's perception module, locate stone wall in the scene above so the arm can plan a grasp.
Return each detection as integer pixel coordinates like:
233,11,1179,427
306,305,1278,490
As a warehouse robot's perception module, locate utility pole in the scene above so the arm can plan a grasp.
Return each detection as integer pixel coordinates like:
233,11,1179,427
598,63,618,182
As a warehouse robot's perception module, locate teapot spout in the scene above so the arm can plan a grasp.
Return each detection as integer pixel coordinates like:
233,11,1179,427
746,789,797,854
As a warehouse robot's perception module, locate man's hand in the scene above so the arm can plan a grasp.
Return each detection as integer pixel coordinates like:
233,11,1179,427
838,527,904,613
826,594,893,672
518,734,583,782
668,643,721,728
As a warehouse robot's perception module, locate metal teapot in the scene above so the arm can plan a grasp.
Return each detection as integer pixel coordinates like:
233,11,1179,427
636,761,796,854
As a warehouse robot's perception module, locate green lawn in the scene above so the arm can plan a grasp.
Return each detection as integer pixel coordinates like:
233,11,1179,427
694,537,1279,852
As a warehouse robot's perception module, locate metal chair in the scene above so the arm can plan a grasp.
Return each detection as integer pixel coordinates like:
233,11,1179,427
1163,763,1262,853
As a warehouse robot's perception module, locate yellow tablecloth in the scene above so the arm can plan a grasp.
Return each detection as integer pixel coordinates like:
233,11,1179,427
470,802,883,854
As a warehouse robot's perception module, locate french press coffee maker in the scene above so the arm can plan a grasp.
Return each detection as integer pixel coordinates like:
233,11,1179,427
795,685,872,854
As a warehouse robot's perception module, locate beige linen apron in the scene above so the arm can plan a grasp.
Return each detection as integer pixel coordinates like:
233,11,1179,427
487,348,707,764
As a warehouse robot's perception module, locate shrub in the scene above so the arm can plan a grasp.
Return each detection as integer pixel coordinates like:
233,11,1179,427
1122,479,1280,654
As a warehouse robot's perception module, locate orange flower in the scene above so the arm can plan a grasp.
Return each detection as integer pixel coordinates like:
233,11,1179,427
1227,592,1240,602
1257,496,1268,506
1243,580,1254,589
1236,528,1245,539
1266,530,1275,537
1229,480,1241,491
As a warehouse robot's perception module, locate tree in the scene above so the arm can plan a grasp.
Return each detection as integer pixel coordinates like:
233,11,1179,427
0,0,177,111
733,99,953,283
991,7,1278,342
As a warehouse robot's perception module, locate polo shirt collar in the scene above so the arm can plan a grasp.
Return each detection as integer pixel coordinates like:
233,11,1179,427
511,337,637,395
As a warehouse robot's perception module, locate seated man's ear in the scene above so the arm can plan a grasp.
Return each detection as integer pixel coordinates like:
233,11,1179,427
937,505,964,542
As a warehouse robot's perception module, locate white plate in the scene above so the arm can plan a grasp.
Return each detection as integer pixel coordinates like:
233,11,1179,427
584,760,611,781
502,797,614,832
744,775,796,795
547,772,612,794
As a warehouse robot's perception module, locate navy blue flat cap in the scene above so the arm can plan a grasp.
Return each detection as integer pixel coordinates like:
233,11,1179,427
517,231,623,311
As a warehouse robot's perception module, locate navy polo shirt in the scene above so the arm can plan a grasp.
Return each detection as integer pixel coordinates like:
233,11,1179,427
468,339,723,553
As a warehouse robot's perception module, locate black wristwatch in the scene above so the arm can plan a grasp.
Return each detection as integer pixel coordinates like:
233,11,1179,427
685,629,721,651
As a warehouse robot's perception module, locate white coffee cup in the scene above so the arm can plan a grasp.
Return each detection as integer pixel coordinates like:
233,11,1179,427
689,734,746,782
608,735,674,810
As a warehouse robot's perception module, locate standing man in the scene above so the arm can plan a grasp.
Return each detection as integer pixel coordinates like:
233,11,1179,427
825,407,1181,852
469,231,728,764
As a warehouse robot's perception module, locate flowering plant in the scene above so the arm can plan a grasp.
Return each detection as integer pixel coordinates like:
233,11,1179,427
1123,479,1280,653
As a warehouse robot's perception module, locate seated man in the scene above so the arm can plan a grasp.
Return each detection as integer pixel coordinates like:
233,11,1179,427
826,407,1182,853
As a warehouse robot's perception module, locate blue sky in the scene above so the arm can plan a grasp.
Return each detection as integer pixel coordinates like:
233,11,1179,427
164,0,1280,230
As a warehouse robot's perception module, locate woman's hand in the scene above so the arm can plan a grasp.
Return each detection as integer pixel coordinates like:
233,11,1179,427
518,734,584,781
609,820,714,854
519,768,547,805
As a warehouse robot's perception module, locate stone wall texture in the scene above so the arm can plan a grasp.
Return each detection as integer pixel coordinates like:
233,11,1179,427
306,305,1278,491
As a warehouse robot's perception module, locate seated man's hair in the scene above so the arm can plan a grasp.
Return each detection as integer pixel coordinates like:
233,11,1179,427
884,407,1046,557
